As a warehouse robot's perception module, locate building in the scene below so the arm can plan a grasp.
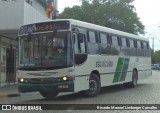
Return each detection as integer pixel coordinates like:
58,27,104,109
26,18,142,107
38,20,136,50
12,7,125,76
0,0,50,87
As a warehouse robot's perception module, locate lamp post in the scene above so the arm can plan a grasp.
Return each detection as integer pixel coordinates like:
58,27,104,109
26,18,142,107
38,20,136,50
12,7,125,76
145,25,160,52
152,37,155,52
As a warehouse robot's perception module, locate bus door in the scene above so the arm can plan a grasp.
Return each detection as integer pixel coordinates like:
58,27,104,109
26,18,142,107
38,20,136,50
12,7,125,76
72,33,88,91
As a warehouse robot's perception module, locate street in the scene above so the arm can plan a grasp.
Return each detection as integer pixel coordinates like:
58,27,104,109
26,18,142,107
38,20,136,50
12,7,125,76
0,70,160,113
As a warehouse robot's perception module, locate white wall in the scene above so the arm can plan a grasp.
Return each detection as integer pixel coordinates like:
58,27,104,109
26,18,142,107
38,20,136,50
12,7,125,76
0,0,24,30
0,0,49,30
31,0,46,16
23,1,49,25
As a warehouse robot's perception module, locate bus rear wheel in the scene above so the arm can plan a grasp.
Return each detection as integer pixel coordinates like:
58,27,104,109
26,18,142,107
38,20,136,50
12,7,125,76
39,90,59,99
123,70,138,88
81,73,101,97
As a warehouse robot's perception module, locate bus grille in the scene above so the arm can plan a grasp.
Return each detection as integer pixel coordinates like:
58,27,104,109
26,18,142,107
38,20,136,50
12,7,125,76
27,78,59,84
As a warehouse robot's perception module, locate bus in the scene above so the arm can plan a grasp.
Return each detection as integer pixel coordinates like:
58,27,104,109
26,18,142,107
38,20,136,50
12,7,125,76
18,19,152,99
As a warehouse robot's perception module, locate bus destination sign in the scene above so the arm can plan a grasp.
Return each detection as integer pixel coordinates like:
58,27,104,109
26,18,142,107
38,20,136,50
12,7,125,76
19,21,70,35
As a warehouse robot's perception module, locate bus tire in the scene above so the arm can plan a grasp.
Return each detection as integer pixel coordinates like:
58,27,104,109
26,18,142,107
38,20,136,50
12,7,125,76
39,90,59,99
81,73,101,97
123,70,138,88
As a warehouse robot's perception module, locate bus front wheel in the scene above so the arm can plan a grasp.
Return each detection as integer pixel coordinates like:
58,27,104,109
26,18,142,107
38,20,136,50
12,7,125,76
81,73,101,97
39,90,59,99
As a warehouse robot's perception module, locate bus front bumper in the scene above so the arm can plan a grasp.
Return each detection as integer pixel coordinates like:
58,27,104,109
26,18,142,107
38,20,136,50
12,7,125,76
18,81,74,93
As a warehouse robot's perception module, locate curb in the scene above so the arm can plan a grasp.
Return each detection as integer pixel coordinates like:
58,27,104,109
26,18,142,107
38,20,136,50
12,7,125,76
8,93,20,97
0,93,20,99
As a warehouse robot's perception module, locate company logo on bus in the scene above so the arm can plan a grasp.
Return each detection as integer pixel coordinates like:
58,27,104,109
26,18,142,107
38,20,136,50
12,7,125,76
96,60,113,68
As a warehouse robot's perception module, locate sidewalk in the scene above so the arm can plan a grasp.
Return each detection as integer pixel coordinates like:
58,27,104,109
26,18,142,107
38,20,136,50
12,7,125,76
0,84,20,98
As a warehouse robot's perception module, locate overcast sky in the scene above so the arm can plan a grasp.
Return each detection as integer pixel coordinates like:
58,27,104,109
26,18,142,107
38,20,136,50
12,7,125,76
58,0,160,50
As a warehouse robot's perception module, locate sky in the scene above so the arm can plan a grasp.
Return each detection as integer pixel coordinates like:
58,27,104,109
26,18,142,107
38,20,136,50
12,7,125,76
133,0,160,50
58,0,160,50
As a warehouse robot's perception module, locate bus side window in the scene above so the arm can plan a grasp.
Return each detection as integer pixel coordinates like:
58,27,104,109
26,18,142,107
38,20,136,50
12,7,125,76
112,35,118,46
88,31,96,43
121,37,129,55
146,42,151,57
141,41,144,56
129,39,135,56
88,31,99,54
78,33,87,53
74,33,87,65
111,35,120,55
137,41,142,56
99,33,111,54
73,33,87,54
73,33,79,54
143,41,150,57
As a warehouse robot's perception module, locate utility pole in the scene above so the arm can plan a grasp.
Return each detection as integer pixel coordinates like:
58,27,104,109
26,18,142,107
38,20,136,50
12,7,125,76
152,37,155,52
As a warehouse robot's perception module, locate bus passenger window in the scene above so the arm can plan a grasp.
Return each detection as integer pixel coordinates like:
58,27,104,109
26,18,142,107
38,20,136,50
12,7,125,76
129,39,136,56
121,37,129,55
111,35,120,55
137,41,141,48
88,31,96,43
99,33,111,54
73,34,79,53
141,41,144,49
121,37,127,47
73,33,86,54
74,33,87,65
78,33,86,53
88,31,99,54
112,36,118,46
100,33,107,44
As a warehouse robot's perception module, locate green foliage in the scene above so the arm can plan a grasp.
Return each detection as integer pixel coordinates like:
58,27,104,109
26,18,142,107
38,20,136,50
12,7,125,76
58,0,145,35
152,50,160,63
151,49,156,64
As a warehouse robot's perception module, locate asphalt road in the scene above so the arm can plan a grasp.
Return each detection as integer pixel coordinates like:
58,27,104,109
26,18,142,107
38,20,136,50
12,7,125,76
0,70,160,113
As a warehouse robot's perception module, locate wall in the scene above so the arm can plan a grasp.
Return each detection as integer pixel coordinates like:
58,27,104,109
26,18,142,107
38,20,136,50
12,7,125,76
23,1,49,25
0,0,24,30
31,0,46,16
0,0,49,30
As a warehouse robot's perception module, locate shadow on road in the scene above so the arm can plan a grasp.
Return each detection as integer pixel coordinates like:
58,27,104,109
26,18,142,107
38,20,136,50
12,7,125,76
15,83,153,104
38,84,129,101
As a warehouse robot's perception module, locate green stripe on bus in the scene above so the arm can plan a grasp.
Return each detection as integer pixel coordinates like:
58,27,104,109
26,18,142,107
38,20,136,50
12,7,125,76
119,58,130,81
113,57,124,83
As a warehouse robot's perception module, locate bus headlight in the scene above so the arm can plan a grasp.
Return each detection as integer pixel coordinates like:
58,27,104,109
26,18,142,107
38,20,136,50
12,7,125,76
63,77,67,81
20,78,24,82
59,76,75,81
18,78,28,83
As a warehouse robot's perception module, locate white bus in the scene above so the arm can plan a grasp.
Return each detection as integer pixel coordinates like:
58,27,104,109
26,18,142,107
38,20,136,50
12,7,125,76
18,19,151,99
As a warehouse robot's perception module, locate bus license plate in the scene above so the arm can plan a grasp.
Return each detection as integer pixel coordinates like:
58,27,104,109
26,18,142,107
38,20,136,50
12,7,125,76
58,85,68,88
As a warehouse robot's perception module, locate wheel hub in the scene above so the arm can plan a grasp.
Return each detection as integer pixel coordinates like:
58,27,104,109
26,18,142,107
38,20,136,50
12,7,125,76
89,80,97,92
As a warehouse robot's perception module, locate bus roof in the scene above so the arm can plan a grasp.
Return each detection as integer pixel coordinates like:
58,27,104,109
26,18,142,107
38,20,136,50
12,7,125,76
68,19,148,41
21,19,148,41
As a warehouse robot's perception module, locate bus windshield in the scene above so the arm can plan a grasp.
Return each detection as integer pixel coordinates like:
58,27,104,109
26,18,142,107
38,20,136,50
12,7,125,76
19,31,73,69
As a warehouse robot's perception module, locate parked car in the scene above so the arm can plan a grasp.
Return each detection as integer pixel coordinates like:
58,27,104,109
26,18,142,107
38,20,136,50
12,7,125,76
152,64,160,70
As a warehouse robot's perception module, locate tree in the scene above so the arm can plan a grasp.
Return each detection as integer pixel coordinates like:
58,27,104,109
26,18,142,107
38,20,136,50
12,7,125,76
151,49,155,64
58,0,144,35
153,50,160,63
